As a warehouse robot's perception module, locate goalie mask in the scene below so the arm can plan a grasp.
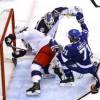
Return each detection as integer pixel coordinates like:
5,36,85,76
44,12,54,29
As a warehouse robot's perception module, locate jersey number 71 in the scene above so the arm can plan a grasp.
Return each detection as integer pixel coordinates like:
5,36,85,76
79,44,92,61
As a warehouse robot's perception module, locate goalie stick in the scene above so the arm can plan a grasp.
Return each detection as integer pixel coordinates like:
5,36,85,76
90,0,100,7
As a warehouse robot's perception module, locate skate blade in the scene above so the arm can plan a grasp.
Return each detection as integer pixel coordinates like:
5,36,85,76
60,82,75,87
26,90,40,96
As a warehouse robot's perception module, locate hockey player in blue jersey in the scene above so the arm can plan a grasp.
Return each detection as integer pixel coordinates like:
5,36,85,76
57,11,100,93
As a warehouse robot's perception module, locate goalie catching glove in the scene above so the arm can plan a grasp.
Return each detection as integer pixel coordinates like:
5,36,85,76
5,34,16,46
12,49,26,58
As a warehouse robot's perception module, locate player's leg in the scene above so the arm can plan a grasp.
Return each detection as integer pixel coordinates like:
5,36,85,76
53,61,74,86
91,63,100,94
66,63,100,93
39,45,56,79
21,39,32,51
42,64,56,79
51,57,68,85
26,63,41,95
43,64,50,74
26,44,55,95
59,68,74,86
53,66,66,82
42,56,62,79
61,68,74,82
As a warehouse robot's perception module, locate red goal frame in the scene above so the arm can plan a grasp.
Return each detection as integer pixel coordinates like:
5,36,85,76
0,8,16,100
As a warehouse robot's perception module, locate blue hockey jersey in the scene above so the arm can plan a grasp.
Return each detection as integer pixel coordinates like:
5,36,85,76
57,23,93,69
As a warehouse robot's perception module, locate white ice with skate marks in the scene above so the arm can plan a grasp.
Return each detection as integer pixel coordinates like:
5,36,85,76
80,54,100,100
5,18,100,100
6,53,100,100
0,0,100,100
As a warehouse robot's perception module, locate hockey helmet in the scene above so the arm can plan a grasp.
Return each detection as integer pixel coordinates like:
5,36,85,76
68,29,81,42
45,12,54,24
44,12,54,27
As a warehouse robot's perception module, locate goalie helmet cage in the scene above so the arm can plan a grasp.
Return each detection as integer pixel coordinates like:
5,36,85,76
0,8,16,100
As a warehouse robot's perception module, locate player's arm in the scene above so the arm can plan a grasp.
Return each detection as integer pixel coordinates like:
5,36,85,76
5,34,27,58
60,7,76,16
5,34,16,46
5,32,24,44
53,7,68,13
57,46,73,66
76,11,89,36
52,7,69,16
49,39,63,52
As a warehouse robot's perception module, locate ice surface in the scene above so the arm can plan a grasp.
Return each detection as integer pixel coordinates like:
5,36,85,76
0,0,100,100
6,58,97,100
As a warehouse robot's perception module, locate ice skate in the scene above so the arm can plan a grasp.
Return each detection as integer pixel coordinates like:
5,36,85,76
60,76,74,87
26,82,40,96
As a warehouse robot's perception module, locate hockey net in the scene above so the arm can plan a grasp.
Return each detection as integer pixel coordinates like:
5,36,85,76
0,8,16,100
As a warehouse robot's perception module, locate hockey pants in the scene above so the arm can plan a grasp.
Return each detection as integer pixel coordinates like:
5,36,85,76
33,44,55,68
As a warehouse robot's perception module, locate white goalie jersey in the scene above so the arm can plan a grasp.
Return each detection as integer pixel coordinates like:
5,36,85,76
16,29,52,52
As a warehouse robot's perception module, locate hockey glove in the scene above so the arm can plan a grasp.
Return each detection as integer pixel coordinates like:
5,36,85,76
76,12,84,24
49,39,63,52
5,34,16,46
74,6,83,13
12,49,26,58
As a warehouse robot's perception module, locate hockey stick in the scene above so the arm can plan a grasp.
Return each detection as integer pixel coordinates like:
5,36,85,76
9,45,36,52
15,26,28,34
18,26,28,33
9,45,26,51
61,13,76,18
9,44,37,56
90,0,100,7
54,9,76,17
77,91,91,100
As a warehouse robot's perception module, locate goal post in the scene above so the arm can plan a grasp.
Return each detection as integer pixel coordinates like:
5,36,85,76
0,8,16,100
